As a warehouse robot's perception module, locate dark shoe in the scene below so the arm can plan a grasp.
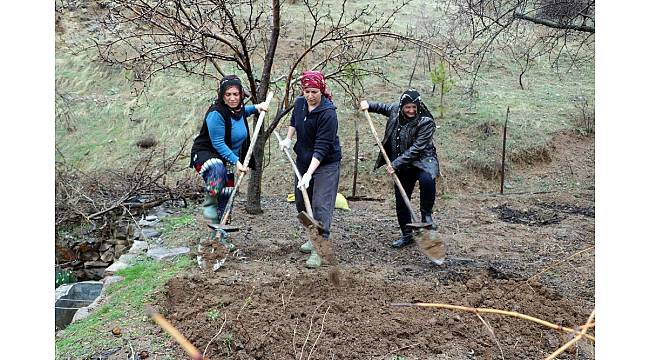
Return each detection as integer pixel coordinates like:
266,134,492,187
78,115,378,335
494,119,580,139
421,211,438,230
391,234,414,248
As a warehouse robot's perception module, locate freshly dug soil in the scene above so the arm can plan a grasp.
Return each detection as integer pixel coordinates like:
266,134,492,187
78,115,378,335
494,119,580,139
155,187,595,360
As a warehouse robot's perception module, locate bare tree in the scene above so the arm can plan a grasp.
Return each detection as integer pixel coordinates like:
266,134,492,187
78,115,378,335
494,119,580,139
442,0,595,91
91,0,447,213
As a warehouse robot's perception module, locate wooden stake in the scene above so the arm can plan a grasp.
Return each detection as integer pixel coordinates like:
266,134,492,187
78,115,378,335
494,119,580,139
500,107,510,194
352,113,359,197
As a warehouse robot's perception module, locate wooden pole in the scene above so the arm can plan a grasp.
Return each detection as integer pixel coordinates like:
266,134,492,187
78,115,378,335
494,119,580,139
363,110,417,222
500,106,510,194
273,130,314,218
352,113,359,197
146,307,207,360
221,91,274,224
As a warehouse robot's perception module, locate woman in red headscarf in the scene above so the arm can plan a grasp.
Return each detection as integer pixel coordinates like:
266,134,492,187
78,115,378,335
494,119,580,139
278,70,341,269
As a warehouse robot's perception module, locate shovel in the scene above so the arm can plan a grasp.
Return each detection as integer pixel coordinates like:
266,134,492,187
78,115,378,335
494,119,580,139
362,109,445,264
273,131,323,232
273,131,340,284
207,91,274,237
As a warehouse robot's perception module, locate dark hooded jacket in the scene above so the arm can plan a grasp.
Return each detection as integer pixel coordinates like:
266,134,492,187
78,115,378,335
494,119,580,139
290,96,342,170
368,100,439,178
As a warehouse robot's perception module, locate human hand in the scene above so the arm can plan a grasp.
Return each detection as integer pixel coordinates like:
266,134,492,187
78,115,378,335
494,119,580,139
297,172,312,190
236,161,248,176
256,101,269,112
359,100,369,111
279,137,292,152
386,164,395,175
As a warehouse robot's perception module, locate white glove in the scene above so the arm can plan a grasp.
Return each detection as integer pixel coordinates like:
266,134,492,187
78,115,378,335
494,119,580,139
297,172,312,190
279,137,292,152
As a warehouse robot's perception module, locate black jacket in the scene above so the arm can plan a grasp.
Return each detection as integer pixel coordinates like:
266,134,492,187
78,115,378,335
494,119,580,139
290,96,342,169
368,101,440,178
190,101,257,170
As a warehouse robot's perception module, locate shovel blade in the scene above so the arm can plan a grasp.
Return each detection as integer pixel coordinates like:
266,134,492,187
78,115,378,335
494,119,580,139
207,223,240,233
406,222,432,230
297,211,324,233
414,228,445,264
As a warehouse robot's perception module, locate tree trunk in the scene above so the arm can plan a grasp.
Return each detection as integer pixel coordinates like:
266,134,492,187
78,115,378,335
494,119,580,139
245,131,266,214
244,0,280,214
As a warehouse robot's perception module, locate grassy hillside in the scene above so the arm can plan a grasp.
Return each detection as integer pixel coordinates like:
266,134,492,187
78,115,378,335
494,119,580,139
55,0,594,197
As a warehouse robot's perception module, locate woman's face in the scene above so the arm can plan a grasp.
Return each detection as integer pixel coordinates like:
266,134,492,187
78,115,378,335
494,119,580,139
223,86,241,108
402,103,417,118
303,87,322,107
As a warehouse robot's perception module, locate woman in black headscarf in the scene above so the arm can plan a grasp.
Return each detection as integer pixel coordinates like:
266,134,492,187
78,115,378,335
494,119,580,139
360,90,440,248
190,75,268,250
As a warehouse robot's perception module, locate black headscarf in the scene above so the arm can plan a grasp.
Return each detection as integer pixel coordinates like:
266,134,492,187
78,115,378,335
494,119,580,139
398,89,434,123
215,75,245,122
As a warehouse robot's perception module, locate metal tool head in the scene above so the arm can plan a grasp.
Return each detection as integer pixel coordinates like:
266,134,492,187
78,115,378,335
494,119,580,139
297,211,324,233
207,223,240,233
406,221,433,230
412,227,445,264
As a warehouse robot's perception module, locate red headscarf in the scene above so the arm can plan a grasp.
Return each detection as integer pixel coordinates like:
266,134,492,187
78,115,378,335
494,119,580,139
300,70,332,101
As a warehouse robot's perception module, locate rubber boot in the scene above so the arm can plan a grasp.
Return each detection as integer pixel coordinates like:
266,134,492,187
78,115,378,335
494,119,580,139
203,195,220,223
306,250,322,269
300,240,313,253
421,210,438,230
391,231,414,248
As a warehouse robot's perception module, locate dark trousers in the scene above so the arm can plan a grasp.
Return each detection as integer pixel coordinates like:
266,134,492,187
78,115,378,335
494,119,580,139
394,167,436,235
295,161,341,240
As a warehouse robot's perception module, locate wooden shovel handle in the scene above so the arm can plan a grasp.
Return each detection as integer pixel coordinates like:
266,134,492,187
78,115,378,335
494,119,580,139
220,91,274,225
146,307,206,360
273,130,314,218
362,109,417,222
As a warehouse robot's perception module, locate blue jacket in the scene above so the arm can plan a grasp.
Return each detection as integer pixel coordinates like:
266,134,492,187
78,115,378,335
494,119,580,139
290,96,342,169
190,103,258,168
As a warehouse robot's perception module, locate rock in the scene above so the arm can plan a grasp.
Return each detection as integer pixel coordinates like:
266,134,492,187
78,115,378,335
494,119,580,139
117,254,138,265
138,218,160,227
145,215,158,221
128,240,148,254
83,268,105,280
103,275,124,287
98,242,112,252
100,250,115,263
114,244,128,258
84,261,109,268
147,246,191,261
140,229,161,239
105,261,129,274
116,239,130,246
79,250,100,262
115,229,129,240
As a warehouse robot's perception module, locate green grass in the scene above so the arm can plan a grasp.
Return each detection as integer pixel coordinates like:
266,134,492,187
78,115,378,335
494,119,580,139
161,214,196,235
55,257,191,359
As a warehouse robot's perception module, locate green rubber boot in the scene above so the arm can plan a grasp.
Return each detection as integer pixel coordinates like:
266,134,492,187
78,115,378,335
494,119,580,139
202,195,220,223
306,250,322,269
299,240,313,254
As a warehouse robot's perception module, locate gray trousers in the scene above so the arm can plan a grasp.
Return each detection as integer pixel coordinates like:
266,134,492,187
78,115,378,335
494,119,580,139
295,161,340,240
